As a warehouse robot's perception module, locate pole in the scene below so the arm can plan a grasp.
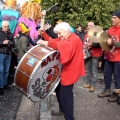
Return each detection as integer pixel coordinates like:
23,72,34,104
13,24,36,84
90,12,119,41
40,96,51,120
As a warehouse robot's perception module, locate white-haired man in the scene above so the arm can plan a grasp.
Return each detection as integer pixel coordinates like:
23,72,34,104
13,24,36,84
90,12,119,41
37,22,85,120
0,21,14,95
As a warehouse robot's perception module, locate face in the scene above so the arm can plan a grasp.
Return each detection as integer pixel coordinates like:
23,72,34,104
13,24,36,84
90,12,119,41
2,24,9,32
111,15,120,26
87,22,95,30
26,31,30,36
56,29,69,40
77,26,82,32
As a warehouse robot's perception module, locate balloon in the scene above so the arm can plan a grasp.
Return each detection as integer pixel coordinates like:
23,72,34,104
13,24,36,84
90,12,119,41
70,26,75,32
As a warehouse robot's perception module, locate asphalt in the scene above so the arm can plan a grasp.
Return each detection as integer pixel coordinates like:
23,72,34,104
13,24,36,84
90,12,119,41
0,73,120,120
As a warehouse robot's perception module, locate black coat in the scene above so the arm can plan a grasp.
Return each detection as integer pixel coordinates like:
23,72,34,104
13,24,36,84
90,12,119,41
75,31,85,42
0,28,14,54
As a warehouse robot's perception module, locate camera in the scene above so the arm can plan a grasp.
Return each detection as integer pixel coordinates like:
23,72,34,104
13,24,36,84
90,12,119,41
8,41,14,47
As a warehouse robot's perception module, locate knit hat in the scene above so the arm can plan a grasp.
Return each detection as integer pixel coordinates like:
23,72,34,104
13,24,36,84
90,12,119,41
112,11,120,19
19,22,30,33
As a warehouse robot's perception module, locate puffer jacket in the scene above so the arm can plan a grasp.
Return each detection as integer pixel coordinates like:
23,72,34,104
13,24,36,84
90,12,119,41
0,28,14,54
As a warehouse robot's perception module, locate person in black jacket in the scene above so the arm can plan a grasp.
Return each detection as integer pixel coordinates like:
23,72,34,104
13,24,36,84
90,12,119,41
36,23,58,39
0,21,14,95
75,25,85,42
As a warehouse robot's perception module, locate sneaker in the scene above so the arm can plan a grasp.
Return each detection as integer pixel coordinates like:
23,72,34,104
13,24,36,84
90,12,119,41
98,89,111,98
89,86,95,92
51,110,64,116
83,84,91,88
107,92,117,102
0,88,4,95
4,85,11,90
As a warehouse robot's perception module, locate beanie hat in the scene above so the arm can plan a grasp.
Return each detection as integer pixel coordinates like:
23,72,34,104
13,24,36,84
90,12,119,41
112,11,120,19
19,22,30,33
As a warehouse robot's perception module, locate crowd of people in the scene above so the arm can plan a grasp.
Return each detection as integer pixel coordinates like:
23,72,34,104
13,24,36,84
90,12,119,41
0,10,120,120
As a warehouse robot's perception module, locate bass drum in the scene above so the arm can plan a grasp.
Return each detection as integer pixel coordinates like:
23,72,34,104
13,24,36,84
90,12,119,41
14,45,61,102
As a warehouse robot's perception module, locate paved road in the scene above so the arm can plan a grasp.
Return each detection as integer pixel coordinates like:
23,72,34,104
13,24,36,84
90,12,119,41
51,76,120,120
1,73,120,120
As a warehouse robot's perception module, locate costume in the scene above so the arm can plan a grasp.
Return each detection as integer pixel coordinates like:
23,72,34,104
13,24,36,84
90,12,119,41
0,28,14,94
42,32,85,120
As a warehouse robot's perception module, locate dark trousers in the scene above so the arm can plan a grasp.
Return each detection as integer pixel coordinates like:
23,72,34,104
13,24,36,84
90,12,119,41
55,83,74,120
104,60,120,89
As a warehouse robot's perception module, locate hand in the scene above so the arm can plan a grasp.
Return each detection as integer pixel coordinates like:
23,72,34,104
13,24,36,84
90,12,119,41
45,24,51,30
106,38,114,46
3,40,9,45
86,41,92,48
83,45,88,49
38,28,45,35
37,40,48,46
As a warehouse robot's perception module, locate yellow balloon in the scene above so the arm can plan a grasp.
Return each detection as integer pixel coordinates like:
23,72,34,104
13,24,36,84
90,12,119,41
30,0,41,4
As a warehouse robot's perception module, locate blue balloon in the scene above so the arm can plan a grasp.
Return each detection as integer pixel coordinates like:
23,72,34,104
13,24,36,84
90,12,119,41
70,26,75,32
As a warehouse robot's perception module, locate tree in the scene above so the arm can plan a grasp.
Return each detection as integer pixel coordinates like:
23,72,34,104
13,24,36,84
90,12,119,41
40,0,120,29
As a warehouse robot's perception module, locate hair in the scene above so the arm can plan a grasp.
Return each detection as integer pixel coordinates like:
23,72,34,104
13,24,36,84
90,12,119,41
88,22,95,26
54,22,71,33
77,24,83,28
2,21,9,26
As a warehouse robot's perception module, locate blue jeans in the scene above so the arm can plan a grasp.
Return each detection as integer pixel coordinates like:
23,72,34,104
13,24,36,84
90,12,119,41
104,60,120,89
85,57,99,87
0,53,11,88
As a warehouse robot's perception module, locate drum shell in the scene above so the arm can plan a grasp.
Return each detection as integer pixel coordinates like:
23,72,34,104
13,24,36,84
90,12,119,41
14,45,61,102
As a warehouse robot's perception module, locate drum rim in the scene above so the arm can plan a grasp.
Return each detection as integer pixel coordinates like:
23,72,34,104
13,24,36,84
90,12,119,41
14,45,61,102
28,50,61,101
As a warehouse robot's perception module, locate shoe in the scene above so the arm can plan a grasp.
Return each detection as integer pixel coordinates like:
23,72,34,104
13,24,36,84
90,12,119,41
51,110,64,116
98,67,102,73
89,86,95,92
114,89,120,94
107,92,117,102
4,85,11,90
98,89,111,98
83,84,91,88
0,88,4,95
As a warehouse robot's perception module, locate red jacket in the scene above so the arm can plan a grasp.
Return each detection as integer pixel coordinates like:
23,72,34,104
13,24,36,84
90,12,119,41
84,34,102,57
42,32,85,86
105,26,120,61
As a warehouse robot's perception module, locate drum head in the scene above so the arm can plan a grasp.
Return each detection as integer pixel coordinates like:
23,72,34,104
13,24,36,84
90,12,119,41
27,49,61,102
